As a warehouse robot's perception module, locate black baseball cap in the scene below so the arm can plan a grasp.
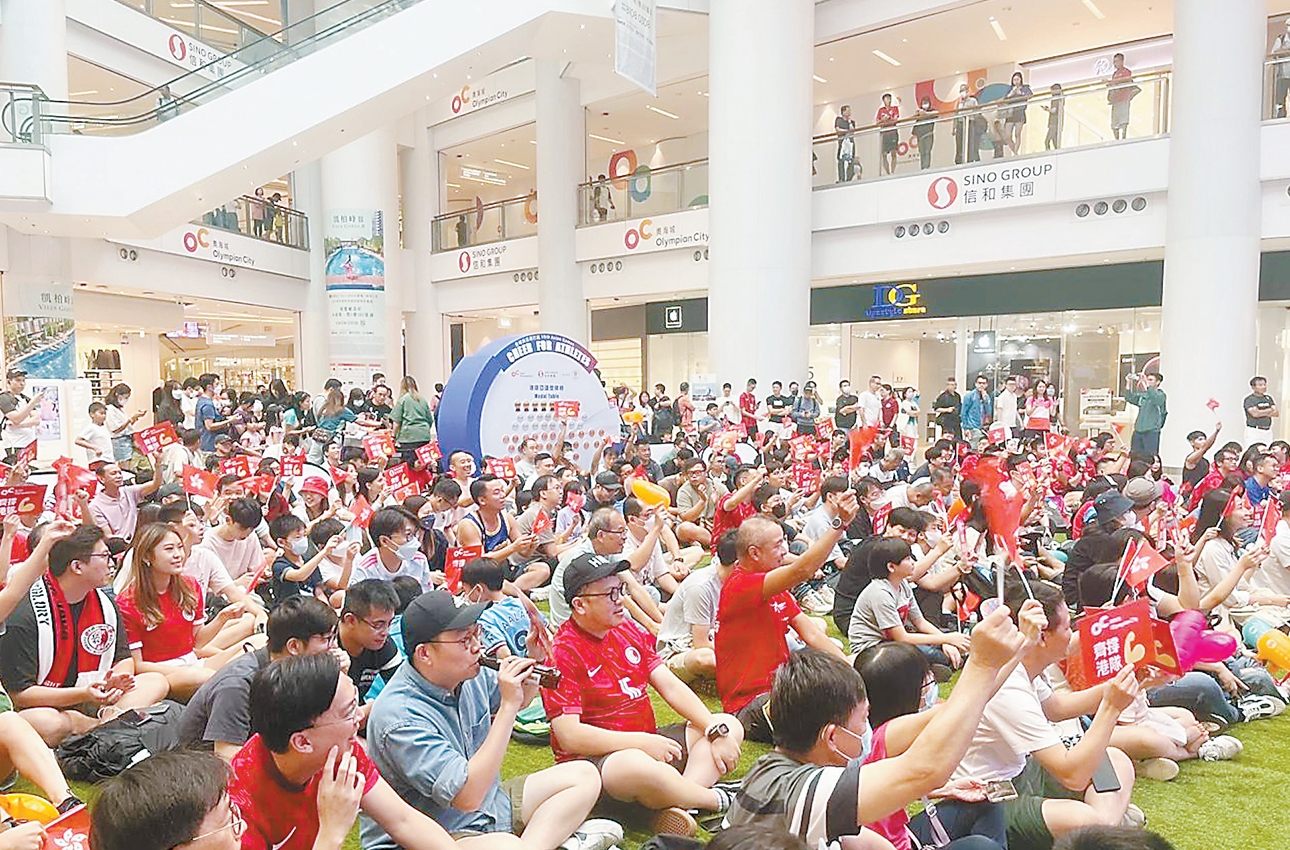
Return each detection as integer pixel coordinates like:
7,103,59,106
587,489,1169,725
562,552,630,604
400,589,487,649
594,471,623,491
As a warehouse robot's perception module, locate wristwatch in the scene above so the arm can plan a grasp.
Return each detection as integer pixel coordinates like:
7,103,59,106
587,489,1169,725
829,516,844,530
705,722,730,742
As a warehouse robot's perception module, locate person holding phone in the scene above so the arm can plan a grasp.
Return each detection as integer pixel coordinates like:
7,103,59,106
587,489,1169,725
0,368,41,464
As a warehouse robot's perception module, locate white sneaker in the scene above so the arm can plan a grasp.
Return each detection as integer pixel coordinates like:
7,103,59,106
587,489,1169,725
1198,734,1243,762
1238,694,1284,721
1121,803,1146,828
529,585,551,602
1136,757,1179,781
560,819,623,850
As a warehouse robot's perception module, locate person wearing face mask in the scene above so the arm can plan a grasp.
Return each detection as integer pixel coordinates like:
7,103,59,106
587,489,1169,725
352,508,441,590
155,380,185,429
269,514,344,603
853,642,998,850
195,373,232,456
724,607,1028,848
459,558,543,660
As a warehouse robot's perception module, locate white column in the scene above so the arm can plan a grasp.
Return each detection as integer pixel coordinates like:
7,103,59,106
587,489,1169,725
294,162,330,391
0,0,68,99
1159,0,1264,465
320,127,401,388
535,59,585,342
403,120,447,385
707,0,813,387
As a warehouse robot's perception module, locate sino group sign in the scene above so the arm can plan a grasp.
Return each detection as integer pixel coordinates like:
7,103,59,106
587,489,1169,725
875,157,1060,221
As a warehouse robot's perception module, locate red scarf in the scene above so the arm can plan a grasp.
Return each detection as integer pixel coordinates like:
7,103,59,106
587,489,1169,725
32,575,116,688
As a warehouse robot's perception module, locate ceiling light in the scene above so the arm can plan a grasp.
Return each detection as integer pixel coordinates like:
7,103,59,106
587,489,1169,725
872,49,901,67
697,91,709,97
69,89,98,97
219,7,278,25
989,17,1007,40
1081,0,1106,19
530,139,537,144
588,133,625,145
445,182,461,188
646,105,679,119
495,158,529,170
812,75,827,83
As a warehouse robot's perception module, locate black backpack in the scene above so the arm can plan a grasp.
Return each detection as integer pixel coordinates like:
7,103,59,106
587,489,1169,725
55,701,184,782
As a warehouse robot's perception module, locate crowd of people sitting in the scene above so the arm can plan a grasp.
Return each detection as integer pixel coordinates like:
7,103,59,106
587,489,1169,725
0,363,1280,850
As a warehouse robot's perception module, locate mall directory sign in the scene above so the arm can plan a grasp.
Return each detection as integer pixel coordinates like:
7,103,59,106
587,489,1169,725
436,334,620,471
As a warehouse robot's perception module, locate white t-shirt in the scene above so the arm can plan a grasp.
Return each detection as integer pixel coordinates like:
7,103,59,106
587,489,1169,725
657,567,722,645
1255,520,1290,598
996,390,1020,429
181,394,199,430
79,423,113,462
621,527,668,584
1195,537,1251,612
349,550,436,589
953,664,1061,784
856,390,882,428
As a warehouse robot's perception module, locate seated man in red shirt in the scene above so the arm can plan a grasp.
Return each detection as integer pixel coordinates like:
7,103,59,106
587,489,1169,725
543,553,744,838
715,494,859,744
709,466,764,554
230,654,520,850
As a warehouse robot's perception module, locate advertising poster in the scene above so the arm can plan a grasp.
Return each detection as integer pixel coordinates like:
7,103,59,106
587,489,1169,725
436,334,622,471
27,380,62,441
324,209,386,386
2,279,75,379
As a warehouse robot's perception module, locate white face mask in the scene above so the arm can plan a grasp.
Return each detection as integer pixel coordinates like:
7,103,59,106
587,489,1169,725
921,681,939,711
290,537,309,556
172,389,183,400
395,539,421,561
1122,510,1143,531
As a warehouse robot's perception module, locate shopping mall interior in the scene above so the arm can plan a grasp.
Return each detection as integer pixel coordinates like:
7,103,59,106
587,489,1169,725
1,0,1288,458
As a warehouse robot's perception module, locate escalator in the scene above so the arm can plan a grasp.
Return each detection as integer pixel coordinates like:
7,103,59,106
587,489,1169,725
2,0,607,234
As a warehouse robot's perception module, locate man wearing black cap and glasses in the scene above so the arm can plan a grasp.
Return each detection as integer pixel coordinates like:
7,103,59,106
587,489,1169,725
543,552,744,838
364,589,619,850
0,367,42,464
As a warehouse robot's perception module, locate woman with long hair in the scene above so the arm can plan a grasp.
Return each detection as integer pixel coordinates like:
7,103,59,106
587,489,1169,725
154,380,184,429
104,383,146,469
307,387,355,464
392,375,434,468
116,523,255,700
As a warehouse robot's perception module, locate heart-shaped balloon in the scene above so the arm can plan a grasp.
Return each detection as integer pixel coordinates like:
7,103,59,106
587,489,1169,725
1169,609,1238,671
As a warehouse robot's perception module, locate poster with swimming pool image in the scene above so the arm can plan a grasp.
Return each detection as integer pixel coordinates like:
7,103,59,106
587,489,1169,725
2,278,76,380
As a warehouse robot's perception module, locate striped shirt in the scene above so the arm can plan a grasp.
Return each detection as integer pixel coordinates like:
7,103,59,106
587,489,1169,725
725,752,863,849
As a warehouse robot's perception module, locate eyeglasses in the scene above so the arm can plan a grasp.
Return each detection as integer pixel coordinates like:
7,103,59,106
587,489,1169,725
430,625,483,646
579,585,626,602
181,800,245,846
358,616,393,633
85,551,113,562
312,701,362,728
600,526,628,536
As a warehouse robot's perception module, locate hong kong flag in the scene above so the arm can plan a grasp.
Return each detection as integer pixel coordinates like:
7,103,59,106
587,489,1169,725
181,465,218,498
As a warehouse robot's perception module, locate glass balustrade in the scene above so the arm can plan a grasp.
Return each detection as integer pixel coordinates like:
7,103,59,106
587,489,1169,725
576,159,709,227
198,195,310,250
113,0,273,54
0,84,47,147
431,194,540,252
40,0,429,135
811,70,1172,189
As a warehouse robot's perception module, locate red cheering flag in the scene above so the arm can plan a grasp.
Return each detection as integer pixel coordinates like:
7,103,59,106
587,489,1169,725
238,474,277,498
486,457,516,479
381,463,412,492
986,423,1007,445
848,425,880,470
1222,489,1252,518
363,432,396,461
132,421,179,455
1045,432,1068,453
517,591,554,663
350,496,375,529
41,801,90,850
1119,538,1170,590
1261,497,1282,544
414,441,442,470
444,545,481,593
280,452,305,478
218,455,252,479
1206,398,1220,412
52,457,97,519
814,420,833,442
181,465,218,498
966,455,1024,571
872,501,893,535
899,434,916,455
15,441,36,467
532,506,553,536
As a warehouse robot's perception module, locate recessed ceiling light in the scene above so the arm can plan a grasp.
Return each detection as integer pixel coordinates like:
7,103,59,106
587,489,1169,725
646,104,679,119
697,91,709,97
989,17,1007,40
588,133,625,145
872,49,901,67
1082,0,1106,19
812,75,827,83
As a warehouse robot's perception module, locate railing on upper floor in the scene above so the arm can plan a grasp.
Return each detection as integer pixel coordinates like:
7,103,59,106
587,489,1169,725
431,193,539,252
576,158,709,227
38,0,431,135
113,0,272,53
0,84,49,147
811,70,1172,190
198,195,309,250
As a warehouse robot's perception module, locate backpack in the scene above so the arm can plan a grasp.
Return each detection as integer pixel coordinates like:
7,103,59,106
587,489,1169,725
55,701,184,782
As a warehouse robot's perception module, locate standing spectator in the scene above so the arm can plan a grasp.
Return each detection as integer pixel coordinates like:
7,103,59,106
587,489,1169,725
960,375,994,445
932,378,962,443
855,375,882,429
1108,53,1138,140
156,84,179,122
913,96,937,170
392,375,435,467
834,380,859,431
898,387,920,445
739,378,759,440
591,174,615,222
1273,21,1290,118
791,382,823,436
879,384,899,433
995,375,1021,439
155,379,185,429
1124,372,1167,458
1003,72,1032,155
104,383,146,468
835,105,857,182
1042,83,1065,150
195,373,230,455
952,83,971,164
876,93,900,176
963,85,986,163
250,188,269,238
76,401,114,463
1244,375,1278,448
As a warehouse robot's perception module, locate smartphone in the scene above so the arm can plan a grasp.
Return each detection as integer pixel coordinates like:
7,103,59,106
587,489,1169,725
1091,756,1122,794
984,779,1018,803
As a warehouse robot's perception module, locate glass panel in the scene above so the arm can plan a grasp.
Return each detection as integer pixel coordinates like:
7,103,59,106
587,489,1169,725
647,333,709,398
576,160,707,227
430,194,538,252
194,195,309,249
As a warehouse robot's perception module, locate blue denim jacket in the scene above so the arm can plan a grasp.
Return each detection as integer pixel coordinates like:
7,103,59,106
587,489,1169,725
359,663,504,850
